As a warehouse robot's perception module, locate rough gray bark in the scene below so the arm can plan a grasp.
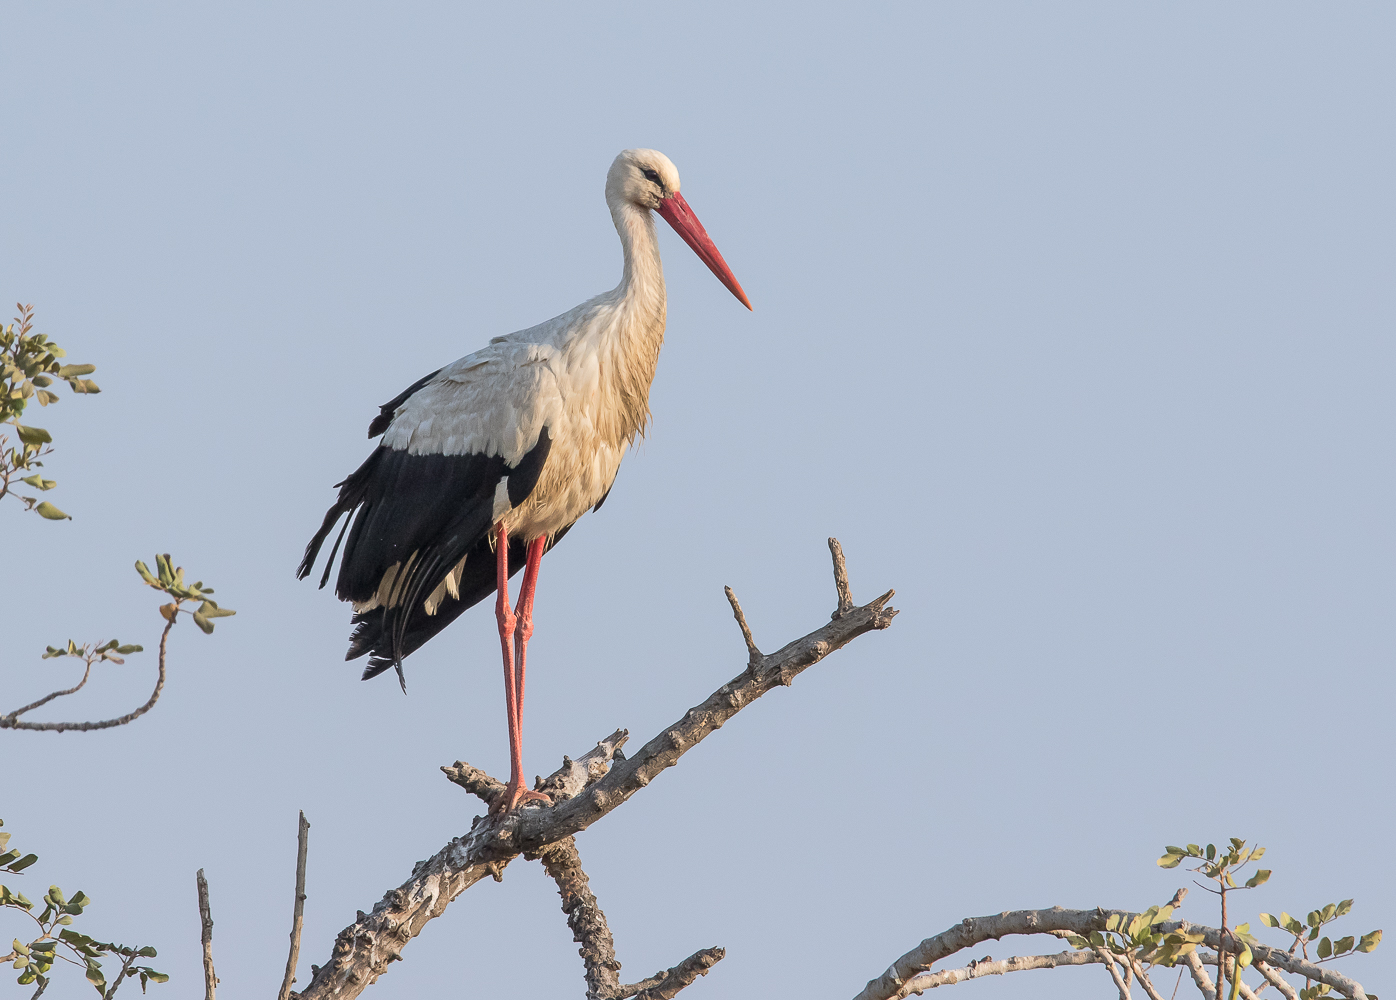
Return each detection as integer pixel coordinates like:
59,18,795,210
297,540,895,999
856,908,1370,1000
196,868,216,1000
536,835,722,1000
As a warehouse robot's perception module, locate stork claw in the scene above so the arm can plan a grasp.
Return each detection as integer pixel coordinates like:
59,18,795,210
490,779,550,816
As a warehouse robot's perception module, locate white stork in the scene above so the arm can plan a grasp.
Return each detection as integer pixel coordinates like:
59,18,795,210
299,148,750,813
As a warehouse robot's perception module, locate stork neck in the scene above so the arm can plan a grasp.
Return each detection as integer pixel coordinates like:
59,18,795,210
612,201,666,317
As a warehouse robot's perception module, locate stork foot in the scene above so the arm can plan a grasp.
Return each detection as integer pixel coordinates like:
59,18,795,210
490,779,550,815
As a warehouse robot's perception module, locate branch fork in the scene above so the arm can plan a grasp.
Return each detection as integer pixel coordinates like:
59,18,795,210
298,539,896,999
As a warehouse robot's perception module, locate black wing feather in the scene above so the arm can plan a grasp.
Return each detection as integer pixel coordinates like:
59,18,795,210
299,427,556,687
351,522,575,679
367,367,442,439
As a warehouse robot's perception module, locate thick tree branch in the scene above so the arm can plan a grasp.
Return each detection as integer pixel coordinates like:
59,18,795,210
299,542,895,1000
536,834,722,1000
1,619,173,731
1128,953,1168,1000
1253,961,1299,1000
1101,948,1133,1000
855,909,1369,1000
898,950,1099,994
1185,950,1218,1000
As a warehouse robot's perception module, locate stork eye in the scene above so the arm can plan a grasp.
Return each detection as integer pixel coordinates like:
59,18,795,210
641,168,661,184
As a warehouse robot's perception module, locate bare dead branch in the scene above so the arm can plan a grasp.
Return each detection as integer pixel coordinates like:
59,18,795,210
537,836,622,998
299,543,895,1000
723,586,762,671
1,619,173,731
619,947,725,1000
277,811,310,1000
854,909,1369,1000
829,537,854,617
196,868,216,1000
898,950,1099,995
536,834,722,1000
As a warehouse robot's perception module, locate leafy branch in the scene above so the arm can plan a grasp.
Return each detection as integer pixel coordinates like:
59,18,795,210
1,818,166,998
0,303,100,520
1158,840,1271,1000
1,555,235,732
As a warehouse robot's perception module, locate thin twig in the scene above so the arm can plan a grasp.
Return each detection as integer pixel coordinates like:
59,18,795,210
299,543,895,1000
197,868,216,1000
1,659,94,720
723,586,762,671
1,619,173,731
277,811,311,1000
829,537,854,617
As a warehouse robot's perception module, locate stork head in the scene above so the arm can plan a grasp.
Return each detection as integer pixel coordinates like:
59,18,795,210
607,148,752,310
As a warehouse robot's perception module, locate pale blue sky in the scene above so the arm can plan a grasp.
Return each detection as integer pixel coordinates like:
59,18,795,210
3,4,1393,998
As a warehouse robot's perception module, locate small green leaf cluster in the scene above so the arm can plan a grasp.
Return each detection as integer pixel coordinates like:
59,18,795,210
43,639,143,666
0,304,100,519
0,826,38,878
1158,840,1271,888
1,820,165,996
1064,903,1183,958
1258,901,1382,973
135,554,236,634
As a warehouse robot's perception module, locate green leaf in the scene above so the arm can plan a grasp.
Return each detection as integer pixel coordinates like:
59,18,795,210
13,424,51,445
1159,852,1184,869
1206,844,1217,860
1245,869,1271,888
1336,899,1354,917
192,612,214,634
1333,936,1354,956
9,854,38,873
57,364,95,378
116,644,142,654
1260,913,1280,928
1323,904,1338,923
34,501,70,520
1318,936,1332,959
1357,930,1382,953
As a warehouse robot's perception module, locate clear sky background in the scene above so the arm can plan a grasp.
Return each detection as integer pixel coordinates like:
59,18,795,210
3,4,1392,998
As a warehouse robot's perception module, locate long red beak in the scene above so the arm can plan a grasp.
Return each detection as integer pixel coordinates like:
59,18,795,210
656,191,753,310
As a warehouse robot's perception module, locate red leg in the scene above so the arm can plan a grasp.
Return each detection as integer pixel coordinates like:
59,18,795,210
490,523,547,815
512,535,547,736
